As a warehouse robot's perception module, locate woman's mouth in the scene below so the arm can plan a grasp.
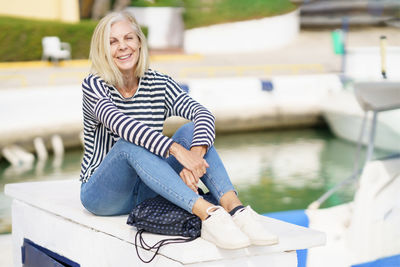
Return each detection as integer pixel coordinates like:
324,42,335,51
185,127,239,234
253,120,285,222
117,54,132,60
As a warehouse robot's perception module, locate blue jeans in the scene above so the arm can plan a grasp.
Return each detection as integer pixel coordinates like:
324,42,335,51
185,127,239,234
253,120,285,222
80,122,236,216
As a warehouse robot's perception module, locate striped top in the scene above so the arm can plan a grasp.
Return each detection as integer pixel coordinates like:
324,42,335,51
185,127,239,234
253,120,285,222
80,69,215,182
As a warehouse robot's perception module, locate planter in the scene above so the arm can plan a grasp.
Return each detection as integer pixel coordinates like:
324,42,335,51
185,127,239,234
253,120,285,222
125,7,184,49
184,9,300,54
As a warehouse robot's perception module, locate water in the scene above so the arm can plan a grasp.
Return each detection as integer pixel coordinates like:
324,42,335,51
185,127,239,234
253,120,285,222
0,127,391,234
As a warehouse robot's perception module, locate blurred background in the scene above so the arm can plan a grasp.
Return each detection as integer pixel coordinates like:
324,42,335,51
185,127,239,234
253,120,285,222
0,0,399,266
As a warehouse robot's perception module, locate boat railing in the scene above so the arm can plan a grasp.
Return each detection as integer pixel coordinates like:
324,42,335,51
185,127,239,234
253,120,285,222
309,81,400,209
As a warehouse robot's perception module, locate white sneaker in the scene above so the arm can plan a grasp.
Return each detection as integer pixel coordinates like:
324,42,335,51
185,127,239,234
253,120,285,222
232,206,279,246
201,206,251,249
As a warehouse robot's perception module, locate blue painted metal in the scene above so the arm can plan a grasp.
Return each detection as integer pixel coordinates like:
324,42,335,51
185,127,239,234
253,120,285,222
351,254,400,267
261,80,274,92
264,210,309,267
22,239,80,267
266,210,309,228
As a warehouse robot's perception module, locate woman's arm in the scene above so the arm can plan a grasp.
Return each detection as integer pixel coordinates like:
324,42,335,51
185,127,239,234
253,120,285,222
169,143,208,178
165,77,216,191
165,77,216,148
83,75,173,158
169,143,209,193
94,98,174,157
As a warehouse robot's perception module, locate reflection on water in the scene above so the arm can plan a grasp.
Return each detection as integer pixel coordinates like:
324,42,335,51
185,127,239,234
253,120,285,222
0,149,83,233
214,127,390,213
0,127,391,233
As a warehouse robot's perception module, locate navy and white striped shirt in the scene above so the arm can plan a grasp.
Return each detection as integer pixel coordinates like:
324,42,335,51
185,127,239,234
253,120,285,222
80,69,215,182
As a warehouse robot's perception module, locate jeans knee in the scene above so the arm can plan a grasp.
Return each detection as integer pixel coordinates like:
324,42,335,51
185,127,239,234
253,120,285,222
80,190,101,215
80,188,131,216
172,122,194,144
113,139,146,157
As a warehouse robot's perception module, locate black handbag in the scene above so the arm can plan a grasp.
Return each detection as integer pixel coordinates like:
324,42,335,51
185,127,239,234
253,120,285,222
127,190,218,263
127,195,202,238
127,195,201,263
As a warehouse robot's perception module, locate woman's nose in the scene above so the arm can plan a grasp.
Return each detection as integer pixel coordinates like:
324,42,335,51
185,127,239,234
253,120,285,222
118,40,128,50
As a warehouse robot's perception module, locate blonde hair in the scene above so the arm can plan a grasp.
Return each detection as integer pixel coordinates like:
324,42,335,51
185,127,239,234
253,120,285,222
89,11,149,87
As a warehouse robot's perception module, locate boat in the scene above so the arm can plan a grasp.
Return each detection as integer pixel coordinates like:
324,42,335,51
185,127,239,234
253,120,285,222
321,43,400,152
268,153,400,267
266,81,400,267
322,82,400,152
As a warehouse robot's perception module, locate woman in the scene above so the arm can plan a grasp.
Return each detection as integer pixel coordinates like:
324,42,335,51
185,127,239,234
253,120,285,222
80,11,278,250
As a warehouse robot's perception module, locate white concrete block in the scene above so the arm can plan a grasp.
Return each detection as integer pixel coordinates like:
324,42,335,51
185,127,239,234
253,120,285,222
184,10,299,54
5,179,326,266
126,7,184,49
0,85,83,147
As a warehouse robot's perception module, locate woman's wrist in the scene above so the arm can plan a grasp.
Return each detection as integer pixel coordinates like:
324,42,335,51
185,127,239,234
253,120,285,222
190,145,207,157
169,143,207,158
169,142,179,156
169,142,188,157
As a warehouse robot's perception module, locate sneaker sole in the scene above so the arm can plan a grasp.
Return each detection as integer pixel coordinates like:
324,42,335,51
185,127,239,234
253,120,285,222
201,230,251,250
251,237,279,246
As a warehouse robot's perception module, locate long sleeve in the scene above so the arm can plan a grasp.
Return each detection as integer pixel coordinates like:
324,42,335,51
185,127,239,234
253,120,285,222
83,75,173,158
165,76,216,148
80,71,215,182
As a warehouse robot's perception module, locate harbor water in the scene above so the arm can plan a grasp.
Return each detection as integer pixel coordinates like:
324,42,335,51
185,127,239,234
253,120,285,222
0,126,391,234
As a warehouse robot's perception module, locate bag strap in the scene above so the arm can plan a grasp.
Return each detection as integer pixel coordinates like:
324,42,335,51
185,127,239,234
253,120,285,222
134,229,197,263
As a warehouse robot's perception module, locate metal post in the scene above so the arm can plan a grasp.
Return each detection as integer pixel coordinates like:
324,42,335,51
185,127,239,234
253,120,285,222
365,111,378,163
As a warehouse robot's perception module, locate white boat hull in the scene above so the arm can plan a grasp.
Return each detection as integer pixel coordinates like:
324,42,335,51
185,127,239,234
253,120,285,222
322,90,400,152
306,156,400,267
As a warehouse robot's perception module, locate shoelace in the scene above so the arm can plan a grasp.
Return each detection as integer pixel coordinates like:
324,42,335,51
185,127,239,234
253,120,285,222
134,229,197,263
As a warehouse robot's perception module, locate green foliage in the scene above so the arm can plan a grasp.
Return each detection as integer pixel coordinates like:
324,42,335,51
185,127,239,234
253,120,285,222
1,0,295,61
129,0,296,29
183,0,297,29
0,16,148,62
0,17,97,61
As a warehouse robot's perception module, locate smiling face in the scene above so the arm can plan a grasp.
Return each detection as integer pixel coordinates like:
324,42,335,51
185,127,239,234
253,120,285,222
109,20,141,75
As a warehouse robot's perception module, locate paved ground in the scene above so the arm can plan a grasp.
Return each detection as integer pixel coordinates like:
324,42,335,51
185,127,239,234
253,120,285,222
1,27,399,89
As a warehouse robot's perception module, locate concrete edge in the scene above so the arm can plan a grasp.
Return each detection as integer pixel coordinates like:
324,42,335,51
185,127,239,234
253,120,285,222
0,53,204,70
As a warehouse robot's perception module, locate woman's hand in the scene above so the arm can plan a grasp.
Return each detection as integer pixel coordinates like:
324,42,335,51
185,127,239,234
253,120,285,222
169,143,209,192
179,167,199,193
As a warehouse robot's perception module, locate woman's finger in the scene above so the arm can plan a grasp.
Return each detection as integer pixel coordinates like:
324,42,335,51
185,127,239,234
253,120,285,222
182,167,201,184
180,169,198,193
193,161,208,179
170,143,208,175
203,159,209,168
192,168,202,180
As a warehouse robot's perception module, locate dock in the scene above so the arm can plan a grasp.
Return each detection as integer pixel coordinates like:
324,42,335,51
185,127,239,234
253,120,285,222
0,74,342,160
5,179,326,266
2,26,400,160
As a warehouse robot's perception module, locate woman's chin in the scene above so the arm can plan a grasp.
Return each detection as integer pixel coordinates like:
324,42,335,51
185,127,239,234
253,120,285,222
117,64,136,73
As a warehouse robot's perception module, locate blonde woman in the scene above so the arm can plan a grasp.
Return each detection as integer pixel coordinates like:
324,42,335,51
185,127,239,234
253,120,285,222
80,11,278,249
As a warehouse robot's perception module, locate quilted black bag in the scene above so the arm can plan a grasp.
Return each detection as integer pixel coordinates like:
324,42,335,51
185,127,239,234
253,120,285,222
127,190,218,263
127,194,209,263
127,195,202,238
